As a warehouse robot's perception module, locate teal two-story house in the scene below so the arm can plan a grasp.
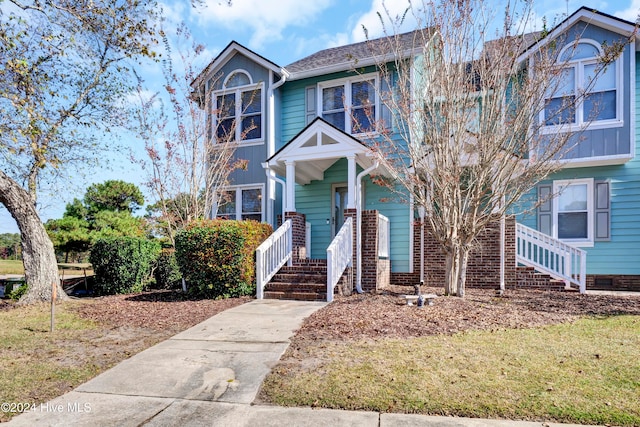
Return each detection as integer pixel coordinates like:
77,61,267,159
193,6,639,301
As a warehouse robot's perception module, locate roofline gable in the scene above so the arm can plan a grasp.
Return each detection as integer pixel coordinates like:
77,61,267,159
517,7,637,63
192,41,282,89
267,117,368,163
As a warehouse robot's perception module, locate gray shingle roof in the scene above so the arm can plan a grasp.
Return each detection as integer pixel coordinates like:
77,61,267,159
285,29,431,78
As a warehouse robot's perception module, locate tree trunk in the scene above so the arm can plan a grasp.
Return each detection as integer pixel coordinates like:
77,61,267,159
0,171,67,303
456,247,470,298
443,246,459,296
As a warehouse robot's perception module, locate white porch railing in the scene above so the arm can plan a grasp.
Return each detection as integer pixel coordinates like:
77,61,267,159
378,213,390,258
255,219,293,299
515,223,586,293
327,217,353,303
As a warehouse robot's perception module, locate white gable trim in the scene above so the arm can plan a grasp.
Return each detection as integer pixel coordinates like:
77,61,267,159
265,119,377,185
517,8,637,63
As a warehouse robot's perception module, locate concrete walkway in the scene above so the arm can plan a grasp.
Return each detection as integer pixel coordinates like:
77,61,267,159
7,299,599,427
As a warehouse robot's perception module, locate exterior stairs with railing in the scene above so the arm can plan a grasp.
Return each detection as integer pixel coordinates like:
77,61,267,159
515,223,587,293
516,266,574,291
263,259,329,301
262,259,353,301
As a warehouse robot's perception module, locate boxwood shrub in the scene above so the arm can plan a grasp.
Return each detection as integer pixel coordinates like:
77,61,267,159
175,220,272,299
90,237,161,295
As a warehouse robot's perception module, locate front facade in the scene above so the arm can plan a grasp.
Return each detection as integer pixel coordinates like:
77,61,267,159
194,6,640,297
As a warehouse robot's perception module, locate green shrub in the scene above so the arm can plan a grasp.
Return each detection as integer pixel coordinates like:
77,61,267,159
175,220,272,299
8,283,28,301
89,237,161,295
154,249,182,289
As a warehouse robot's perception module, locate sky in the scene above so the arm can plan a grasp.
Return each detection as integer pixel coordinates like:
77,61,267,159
1,0,638,234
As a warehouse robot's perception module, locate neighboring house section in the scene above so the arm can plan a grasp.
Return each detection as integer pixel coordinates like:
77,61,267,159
518,7,639,290
193,6,640,300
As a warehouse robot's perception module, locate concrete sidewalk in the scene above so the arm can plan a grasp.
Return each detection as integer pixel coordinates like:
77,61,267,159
7,299,599,427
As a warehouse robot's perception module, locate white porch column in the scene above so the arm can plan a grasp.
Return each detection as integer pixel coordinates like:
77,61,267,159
347,156,356,209
285,161,296,212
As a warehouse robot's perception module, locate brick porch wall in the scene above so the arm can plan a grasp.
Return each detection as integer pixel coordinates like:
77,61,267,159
284,211,306,264
391,216,517,289
345,209,390,292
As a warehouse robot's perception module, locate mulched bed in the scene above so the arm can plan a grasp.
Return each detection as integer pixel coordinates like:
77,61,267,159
295,285,640,341
71,290,251,332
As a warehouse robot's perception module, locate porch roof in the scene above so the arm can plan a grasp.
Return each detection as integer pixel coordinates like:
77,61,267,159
264,118,379,185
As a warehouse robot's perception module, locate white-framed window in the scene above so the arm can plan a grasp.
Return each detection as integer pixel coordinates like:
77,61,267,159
213,70,264,144
541,39,622,133
318,73,379,134
217,185,264,222
552,178,593,246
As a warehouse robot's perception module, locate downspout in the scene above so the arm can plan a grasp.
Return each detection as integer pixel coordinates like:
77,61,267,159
356,161,380,294
266,68,289,225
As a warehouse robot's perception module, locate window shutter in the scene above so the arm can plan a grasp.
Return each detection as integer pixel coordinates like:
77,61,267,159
537,184,552,235
305,86,316,125
594,180,610,241
380,76,392,130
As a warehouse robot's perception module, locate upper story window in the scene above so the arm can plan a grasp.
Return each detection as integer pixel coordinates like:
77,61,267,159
213,70,263,144
541,40,621,133
318,74,378,134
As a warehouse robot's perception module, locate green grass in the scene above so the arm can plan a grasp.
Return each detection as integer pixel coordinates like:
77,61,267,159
263,315,640,426
0,303,102,421
0,259,24,275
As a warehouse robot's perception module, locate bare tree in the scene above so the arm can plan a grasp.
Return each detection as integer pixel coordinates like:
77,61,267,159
133,24,252,245
0,0,159,303
361,0,629,296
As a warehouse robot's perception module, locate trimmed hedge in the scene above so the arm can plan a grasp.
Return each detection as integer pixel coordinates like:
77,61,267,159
90,237,161,295
175,220,272,299
154,248,182,289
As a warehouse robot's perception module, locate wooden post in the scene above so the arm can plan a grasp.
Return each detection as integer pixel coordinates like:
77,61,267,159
50,282,56,332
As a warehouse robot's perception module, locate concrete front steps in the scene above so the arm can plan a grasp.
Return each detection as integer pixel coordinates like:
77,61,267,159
263,260,329,301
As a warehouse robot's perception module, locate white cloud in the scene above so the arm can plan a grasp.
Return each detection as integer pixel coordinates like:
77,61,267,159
194,0,334,49
350,0,416,42
614,0,640,21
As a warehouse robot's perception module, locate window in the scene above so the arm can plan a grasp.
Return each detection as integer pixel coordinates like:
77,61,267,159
319,74,378,134
542,40,621,131
553,179,593,245
216,186,263,221
213,70,263,144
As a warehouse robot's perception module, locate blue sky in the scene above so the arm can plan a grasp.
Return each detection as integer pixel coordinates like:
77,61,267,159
1,0,638,234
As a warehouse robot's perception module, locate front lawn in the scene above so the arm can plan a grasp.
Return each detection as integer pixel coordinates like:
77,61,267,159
260,287,640,426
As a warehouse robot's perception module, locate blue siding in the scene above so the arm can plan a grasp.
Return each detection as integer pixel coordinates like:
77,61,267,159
215,52,270,187
550,23,633,161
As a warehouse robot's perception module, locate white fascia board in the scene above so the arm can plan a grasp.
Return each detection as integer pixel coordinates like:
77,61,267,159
517,9,637,63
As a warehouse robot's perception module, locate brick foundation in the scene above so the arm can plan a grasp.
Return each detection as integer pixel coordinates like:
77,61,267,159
587,275,640,292
392,216,517,290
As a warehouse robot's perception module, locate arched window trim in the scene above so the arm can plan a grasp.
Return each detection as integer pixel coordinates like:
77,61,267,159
541,38,623,134
557,39,603,63
223,69,253,88
211,69,265,146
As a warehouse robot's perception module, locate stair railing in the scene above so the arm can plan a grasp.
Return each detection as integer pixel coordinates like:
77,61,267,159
515,223,586,293
255,219,293,299
326,217,353,303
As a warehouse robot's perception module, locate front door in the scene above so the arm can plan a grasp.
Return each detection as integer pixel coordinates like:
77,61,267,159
332,184,348,237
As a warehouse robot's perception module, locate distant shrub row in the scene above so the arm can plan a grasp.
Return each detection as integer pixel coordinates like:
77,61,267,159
89,220,271,298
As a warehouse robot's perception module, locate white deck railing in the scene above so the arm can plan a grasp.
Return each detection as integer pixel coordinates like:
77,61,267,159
326,217,353,303
378,213,390,258
515,223,586,293
255,219,293,299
